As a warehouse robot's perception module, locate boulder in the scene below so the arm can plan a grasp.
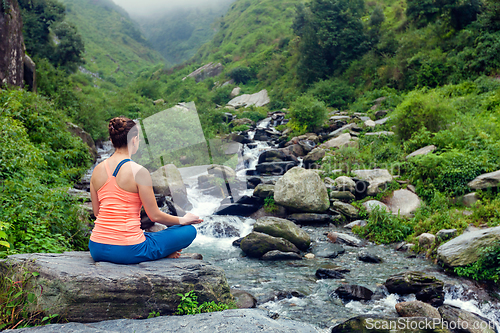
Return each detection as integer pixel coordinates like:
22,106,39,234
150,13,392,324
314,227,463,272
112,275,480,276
374,117,390,125
406,145,436,160
230,87,242,98
274,167,330,213
255,161,297,175
315,268,348,279
365,131,394,136
253,217,311,251
384,271,444,307
227,89,270,108
239,232,299,258
468,170,500,190
197,220,240,238
436,229,457,241
333,285,373,302
334,176,356,193
183,62,223,82
329,191,356,202
418,233,436,248
386,189,422,217
395,301,441,319
353,169,393,196
437,226,500,267
207,164,237,179
462,192,480,207
327,232,365,247
363,200,390,214
253,184,275,198
0,252,232,323
9,309,319,333
231,289,257,309
364,119,376,128
312,243,346,258
345,220,368,229
287,213,338,225
358,252,383,263
303,148,326,169
258,149,289,163
438,304,496,333
331,315,450,333
330,201,359,219
151,164,191,209
321,133,352,149
260,250,302,261
328,124,358,138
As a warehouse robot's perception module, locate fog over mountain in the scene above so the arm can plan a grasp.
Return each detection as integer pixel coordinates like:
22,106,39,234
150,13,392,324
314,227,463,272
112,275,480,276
112,0,229,18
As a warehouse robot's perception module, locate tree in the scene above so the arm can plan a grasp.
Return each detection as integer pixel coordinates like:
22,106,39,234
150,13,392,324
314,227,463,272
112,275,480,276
52,22,85,71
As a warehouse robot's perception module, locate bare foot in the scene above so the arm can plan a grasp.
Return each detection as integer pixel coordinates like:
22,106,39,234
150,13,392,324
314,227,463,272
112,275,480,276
166,249,182,259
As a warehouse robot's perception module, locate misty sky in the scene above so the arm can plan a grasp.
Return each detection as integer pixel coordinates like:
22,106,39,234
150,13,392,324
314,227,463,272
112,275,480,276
112,0,230,17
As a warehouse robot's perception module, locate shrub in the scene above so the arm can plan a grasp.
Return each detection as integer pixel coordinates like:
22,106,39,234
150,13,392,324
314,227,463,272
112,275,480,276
454,241,500,284
289,95,327,133
175,291,234,315
229,67,254,84
310,78,355,109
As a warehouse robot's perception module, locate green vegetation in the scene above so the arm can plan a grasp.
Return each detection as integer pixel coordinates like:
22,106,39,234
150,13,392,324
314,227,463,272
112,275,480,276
454,241,500,284
175,290,234,315
353,206,413,244
264,196,278,213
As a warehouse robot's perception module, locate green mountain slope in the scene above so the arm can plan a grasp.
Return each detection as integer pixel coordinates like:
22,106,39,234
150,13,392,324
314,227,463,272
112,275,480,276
60,0,166,84
138,0,236,65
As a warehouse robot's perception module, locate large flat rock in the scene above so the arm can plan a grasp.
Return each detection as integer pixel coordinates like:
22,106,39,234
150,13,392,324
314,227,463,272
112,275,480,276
1,252,232,323
227,89,270,108
6,309,320,333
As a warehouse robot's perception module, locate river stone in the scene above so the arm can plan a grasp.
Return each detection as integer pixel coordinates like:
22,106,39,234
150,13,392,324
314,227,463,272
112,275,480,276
395,300,441,319
330,201,359,219
438,304,496,333
331,315,450,333
312,243,346,258
321,133,352,149
406,145,437,160
385,271,445,306
240,232,299,258
253,217,311,251
255,161,297,175
253,184,275,198
363,200,390,214
303,148,326,169
358,252,383,263
287,213,338,225
150,164,191,209
315,268,346,279
327,232,365,247
418,233,436,248
7,309,320,333
231,289,257,309
468,170,500,190
0,252,232,323
437,226,500,267
345,220,368,229
227,89,270,108
353,169,393,196
333,285,373,302
436,229,457,241
334,176,356,193
329,191,356,202
258,149,287,163
274,167,330,213
386,189,422,217
260,250,302,261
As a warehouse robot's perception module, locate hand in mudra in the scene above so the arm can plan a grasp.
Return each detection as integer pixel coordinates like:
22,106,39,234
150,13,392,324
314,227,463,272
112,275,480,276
179,212,203,225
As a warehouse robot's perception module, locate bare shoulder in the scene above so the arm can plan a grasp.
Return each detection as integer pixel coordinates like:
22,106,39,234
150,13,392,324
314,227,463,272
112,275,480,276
131,162,152,186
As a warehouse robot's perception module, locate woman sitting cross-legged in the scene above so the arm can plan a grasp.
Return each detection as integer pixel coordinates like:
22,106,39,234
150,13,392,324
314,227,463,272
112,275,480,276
88,116,202,264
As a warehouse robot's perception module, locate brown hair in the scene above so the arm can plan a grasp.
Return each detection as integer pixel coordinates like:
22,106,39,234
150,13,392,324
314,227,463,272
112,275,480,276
108,116,139,149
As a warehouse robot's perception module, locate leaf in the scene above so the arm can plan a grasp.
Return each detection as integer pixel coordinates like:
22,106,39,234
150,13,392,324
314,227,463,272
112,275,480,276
32,272,39,277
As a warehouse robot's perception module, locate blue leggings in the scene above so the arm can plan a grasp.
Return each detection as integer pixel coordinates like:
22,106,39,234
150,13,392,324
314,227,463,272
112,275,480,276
89,225,197,264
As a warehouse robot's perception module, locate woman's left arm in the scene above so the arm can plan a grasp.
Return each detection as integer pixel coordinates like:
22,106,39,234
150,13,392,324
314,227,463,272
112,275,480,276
90,181,99,217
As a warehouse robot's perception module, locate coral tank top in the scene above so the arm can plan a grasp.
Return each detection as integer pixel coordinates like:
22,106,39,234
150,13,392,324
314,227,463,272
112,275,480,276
90,159,146,246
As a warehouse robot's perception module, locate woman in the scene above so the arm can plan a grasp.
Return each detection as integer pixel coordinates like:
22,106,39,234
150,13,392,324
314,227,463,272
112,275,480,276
89,116,202,264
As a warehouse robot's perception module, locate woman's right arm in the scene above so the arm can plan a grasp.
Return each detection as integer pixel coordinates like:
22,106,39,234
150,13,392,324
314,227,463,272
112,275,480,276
136,167,202,226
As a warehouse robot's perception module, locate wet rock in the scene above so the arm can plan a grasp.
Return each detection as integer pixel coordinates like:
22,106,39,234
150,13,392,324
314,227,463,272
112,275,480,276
333,285,373,302
436,229,457,241
316,268,348,279
406,145,437,160
231,289,257,309
1,252,232,322
151,164,191,210
255,161,297,175
144,222,167,233
384,271,445,307
304,253,315,259
418,233,435,248
312,243,346,258
327,232,365,247
468,170,500,190
274,167,330,213
261,250,302,261
437,226,500,267
363,200,390,214
386,189,422,217
197,221,240,238
258,150,288,164
331,315,450,333
215,203,262,216
395,300,441,319
180,253,203,260
253,217,311,251
11,309,319,333
330,201,359,219
345,220,368,229
287,213,338,225
232,237,244,247
240,232,299,258
321,133,352,149
253,184,275,198
227,89,270,108
358,252,383,263
183,62,223,82
353,169,393,196
329,191,356,202
438,304,496,333
333,176,356,193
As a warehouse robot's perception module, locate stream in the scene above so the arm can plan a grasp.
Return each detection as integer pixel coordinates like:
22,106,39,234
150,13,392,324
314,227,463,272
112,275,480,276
89,118,500,330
